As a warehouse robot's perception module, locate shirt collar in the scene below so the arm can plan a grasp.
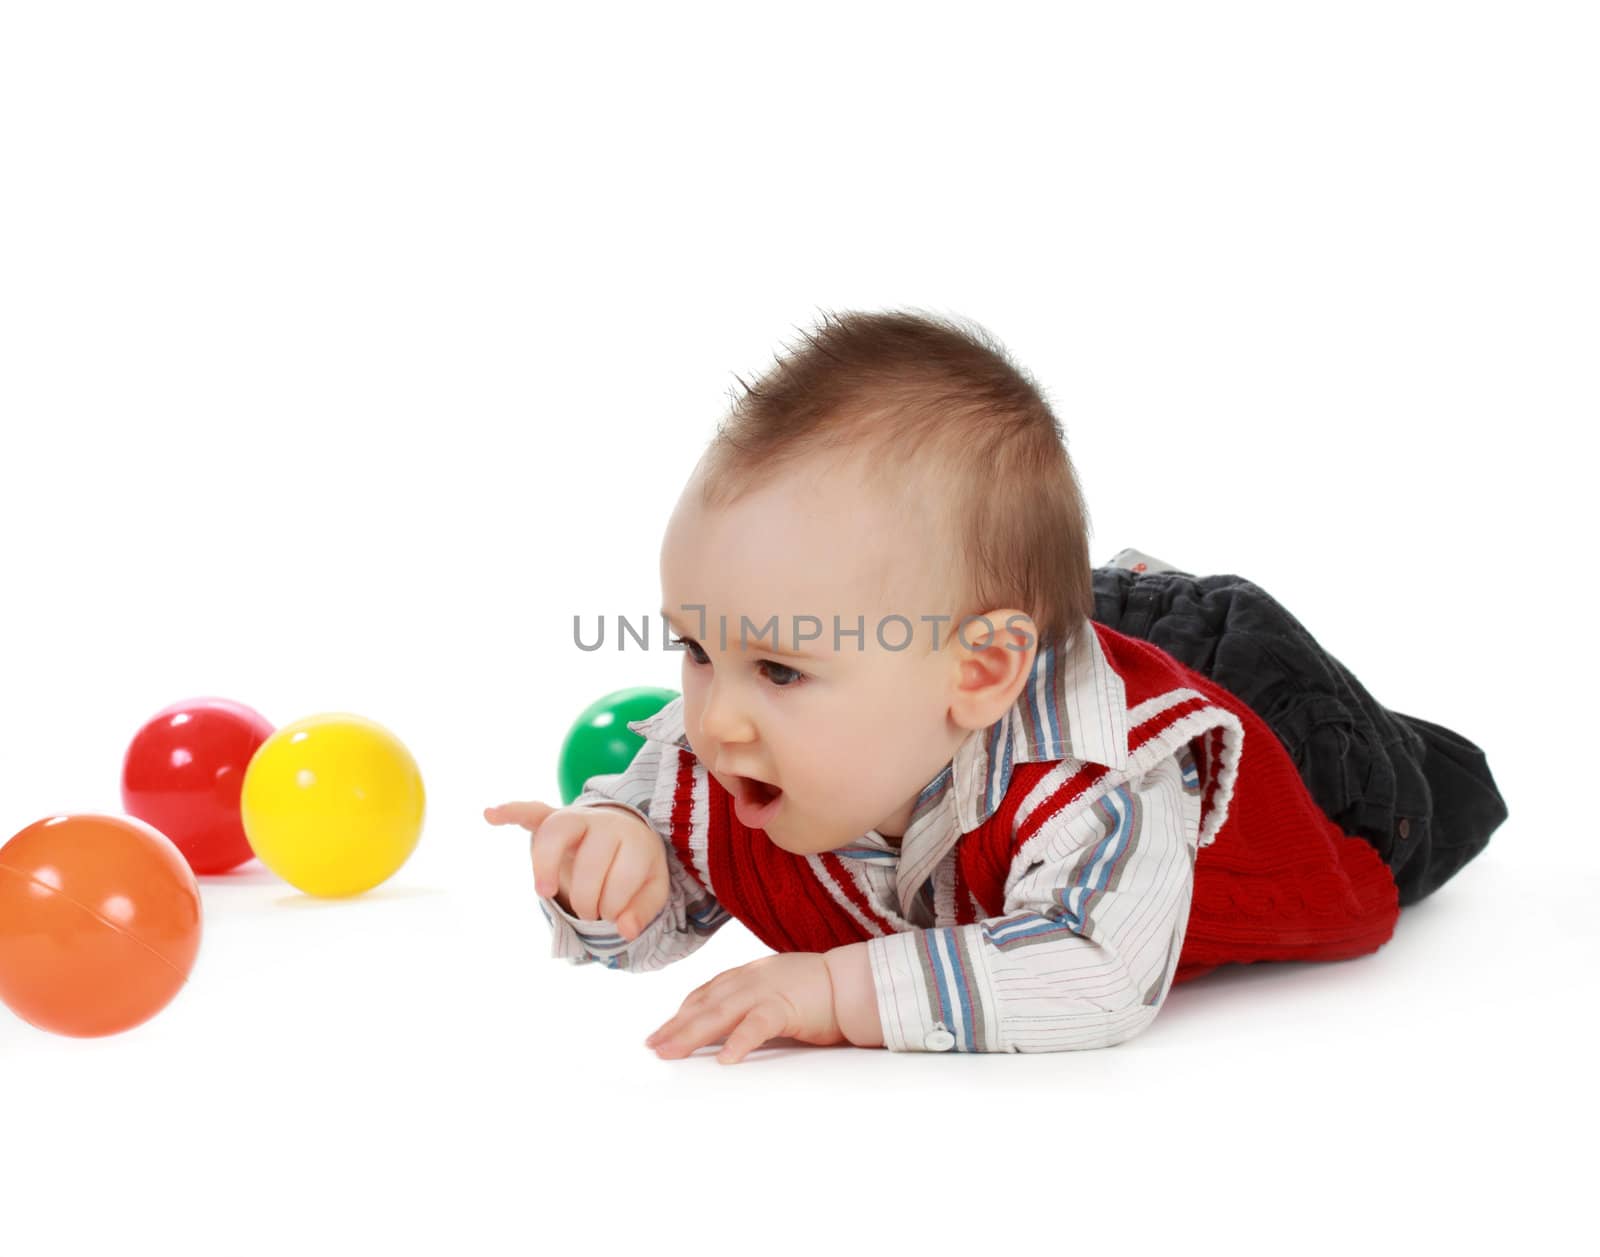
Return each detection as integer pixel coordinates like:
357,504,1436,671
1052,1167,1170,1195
625,700,691,749
625,620,1131,850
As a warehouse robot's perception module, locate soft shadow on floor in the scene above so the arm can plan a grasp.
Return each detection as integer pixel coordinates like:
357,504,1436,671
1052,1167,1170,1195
654,1037,853,1067
271,884,445,910
197,862,281,886
1154,952,1387,1028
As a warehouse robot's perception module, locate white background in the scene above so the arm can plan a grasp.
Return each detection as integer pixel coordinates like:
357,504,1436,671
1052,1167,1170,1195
1,2,1593,1252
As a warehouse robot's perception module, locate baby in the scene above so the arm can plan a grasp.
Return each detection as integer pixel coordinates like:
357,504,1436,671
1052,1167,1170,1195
485,309,1277,1060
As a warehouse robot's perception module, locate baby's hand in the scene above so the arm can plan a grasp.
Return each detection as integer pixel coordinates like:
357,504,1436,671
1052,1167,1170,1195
644,953,843,1064
483,800,669,940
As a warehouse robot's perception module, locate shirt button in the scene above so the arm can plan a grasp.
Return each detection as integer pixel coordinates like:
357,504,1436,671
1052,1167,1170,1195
924,1026,956,1051
1398,818,1411,841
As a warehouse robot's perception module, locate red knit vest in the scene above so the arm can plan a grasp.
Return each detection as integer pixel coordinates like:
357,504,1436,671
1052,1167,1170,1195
664,623,1400,984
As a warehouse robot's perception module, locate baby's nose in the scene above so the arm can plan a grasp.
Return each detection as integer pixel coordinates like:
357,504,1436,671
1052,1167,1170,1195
697,686,757,744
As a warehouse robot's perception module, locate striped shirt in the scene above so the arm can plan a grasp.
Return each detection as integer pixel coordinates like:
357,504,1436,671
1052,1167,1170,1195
538,622,1239,1052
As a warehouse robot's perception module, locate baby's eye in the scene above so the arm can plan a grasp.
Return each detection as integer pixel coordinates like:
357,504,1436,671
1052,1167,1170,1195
669,636,806,689
669,634,711,666
758,660,805,689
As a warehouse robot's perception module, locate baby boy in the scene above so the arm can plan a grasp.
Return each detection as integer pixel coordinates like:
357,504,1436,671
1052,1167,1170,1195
485,309,1244,1060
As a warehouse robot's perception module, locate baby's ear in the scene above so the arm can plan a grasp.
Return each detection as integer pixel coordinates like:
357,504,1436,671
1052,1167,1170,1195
947,610,1038,730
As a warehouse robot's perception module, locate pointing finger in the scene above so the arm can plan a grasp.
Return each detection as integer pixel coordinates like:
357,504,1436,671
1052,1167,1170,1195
486,800,559,830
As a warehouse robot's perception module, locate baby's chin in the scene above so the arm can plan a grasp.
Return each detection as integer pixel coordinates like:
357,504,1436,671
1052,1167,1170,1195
762,810,862,856
760,819,809,853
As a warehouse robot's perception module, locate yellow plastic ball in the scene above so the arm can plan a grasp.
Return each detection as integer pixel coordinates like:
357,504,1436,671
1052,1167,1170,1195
240,712,426,898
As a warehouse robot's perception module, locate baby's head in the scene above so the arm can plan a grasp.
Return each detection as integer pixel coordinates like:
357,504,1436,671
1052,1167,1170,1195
659,309,1094,854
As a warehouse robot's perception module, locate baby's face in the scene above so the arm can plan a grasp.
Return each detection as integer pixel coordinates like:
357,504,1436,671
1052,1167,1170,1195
660,456,967,854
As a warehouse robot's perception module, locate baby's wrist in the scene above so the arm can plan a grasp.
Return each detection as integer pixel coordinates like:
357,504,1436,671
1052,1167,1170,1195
823,942,885,1048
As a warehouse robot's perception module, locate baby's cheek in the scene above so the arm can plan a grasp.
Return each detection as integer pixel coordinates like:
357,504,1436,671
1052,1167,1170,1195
783,745,833,803
811,726,884,798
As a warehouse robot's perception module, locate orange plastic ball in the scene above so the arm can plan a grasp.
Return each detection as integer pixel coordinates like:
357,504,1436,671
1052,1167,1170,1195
0,814,203,1037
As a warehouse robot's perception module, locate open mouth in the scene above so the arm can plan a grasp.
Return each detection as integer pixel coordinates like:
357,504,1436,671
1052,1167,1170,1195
736,775,782,806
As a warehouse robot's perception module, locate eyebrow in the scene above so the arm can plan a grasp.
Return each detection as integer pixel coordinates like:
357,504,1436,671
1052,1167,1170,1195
659,608,826,660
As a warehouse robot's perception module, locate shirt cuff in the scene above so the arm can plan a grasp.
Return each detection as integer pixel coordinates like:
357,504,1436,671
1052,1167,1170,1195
866,926,998,1053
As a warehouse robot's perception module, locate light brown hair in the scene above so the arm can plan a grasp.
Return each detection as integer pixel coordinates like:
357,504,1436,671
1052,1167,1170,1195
695,308,1096,653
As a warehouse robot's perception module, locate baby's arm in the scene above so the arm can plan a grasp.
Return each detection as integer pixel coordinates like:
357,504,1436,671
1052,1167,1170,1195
863,750,1200,1052
538,735,731,972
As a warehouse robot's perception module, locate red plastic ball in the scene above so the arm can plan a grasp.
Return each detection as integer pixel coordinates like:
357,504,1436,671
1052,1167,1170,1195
121,697,275,874
0,813,203,1037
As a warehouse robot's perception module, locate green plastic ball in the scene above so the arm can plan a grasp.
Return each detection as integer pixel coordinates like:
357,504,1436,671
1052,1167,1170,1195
558,686,679,805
